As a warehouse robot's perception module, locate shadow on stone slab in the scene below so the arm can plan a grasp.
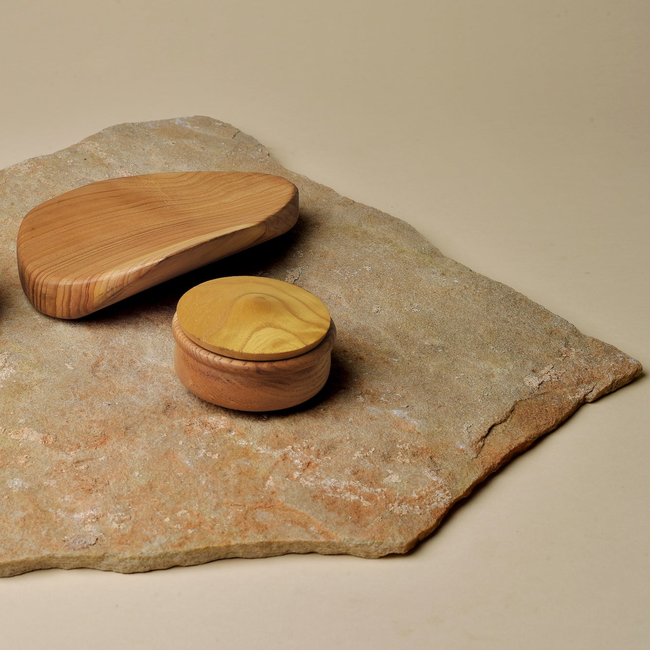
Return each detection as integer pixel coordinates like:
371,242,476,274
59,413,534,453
79,226,301,324
0,285,6,322
174,346,353,417
268,348,353,416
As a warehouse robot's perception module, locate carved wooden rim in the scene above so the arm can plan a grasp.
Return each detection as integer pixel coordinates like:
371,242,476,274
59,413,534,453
172,312,336,375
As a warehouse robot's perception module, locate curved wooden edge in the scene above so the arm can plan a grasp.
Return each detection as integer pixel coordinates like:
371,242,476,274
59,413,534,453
172,313,336,373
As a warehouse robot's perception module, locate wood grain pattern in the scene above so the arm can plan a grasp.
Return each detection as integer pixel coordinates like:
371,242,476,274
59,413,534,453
176,276,331,361
173,314,336,411
17,172,299,318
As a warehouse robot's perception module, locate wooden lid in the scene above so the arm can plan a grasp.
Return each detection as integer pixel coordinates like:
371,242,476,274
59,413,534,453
176,276,332,361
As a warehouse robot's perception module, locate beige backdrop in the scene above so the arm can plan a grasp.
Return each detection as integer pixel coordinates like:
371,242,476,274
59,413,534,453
0,1,648,648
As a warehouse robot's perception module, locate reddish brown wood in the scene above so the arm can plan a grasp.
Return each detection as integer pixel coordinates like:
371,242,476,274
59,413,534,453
172,314,336,412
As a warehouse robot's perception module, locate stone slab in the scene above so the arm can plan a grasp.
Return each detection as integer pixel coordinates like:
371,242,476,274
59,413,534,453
0,116,642,577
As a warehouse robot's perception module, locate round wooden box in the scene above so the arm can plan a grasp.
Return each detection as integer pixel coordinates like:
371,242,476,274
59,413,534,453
172,276,336,412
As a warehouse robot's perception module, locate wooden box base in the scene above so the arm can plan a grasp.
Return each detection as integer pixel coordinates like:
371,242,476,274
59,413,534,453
172,314,336,411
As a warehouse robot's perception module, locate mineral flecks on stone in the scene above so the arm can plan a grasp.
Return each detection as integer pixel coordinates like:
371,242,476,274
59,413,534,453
0,117,641,577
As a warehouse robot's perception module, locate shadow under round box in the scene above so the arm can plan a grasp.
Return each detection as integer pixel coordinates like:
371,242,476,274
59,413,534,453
172,276,336,411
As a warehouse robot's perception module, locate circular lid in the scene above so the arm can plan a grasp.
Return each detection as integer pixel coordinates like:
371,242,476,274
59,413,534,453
176,276,332,361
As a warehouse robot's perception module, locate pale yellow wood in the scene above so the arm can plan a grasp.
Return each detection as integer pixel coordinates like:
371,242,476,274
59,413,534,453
16,172,298,318
176,276,331,361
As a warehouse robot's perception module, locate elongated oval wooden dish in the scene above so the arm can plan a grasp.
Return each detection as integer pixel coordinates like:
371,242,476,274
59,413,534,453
172,277,336,411
17,172,299,319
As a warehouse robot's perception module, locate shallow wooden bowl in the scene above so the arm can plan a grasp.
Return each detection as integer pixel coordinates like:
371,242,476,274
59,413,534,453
172,276,336,411
17,172,298,319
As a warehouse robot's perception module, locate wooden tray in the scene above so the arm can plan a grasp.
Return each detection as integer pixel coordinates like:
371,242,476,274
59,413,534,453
16,171,298,318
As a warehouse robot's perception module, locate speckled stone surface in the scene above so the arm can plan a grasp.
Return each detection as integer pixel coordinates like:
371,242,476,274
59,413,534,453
0,117,641,577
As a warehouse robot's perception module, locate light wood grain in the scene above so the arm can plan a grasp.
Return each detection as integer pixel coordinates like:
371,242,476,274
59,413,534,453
176,276,331,361
17,172,298,318
173,314,336,411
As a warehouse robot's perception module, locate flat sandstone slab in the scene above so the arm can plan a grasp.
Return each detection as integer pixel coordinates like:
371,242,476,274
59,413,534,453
0,117,641,577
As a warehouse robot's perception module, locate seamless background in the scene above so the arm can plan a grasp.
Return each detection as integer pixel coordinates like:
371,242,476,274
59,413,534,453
0,1,648,648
